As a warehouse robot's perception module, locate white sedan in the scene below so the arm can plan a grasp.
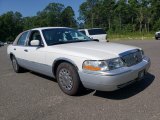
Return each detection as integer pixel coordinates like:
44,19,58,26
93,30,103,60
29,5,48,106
7,27,151,95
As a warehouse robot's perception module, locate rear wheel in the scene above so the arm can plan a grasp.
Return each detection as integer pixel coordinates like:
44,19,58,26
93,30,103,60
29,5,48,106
56,62,83,96
11,56,24,73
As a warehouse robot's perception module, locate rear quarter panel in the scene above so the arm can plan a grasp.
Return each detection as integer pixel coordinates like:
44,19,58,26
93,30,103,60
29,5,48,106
7,45,14,55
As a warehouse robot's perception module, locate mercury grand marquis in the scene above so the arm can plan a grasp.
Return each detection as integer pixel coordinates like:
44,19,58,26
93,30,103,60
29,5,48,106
7,27,151,95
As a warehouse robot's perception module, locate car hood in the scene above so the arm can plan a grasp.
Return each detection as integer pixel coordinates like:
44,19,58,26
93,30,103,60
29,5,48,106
47,41,140,60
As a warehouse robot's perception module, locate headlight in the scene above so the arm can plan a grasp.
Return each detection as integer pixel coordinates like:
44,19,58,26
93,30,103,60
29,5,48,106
83,60,109,71
107,58,124,70
83,57,124,72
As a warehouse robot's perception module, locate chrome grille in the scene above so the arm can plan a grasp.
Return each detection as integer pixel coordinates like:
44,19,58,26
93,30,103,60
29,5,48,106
121,50,143,67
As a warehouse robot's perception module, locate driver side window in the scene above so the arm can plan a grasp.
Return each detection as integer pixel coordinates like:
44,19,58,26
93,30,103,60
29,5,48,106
28,30,43,46
17,31,29,46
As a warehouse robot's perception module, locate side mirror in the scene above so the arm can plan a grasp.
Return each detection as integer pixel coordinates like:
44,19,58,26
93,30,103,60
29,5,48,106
30,40,40,46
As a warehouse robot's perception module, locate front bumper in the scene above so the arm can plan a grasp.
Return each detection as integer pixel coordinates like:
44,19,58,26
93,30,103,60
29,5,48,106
79,56,151,91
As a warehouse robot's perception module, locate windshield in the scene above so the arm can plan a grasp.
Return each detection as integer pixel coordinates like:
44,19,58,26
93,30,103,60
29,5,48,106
42,28,92,45
88,29,106,35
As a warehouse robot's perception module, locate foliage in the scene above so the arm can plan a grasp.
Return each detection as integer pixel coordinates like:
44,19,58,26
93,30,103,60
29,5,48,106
0,1,160,42
61,6,77,27
0,3,77,42
0,11,23,41
108,31,154,41
79,0,160,33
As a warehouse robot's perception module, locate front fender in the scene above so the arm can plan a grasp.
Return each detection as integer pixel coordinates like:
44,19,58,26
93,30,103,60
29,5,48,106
52,57,79,77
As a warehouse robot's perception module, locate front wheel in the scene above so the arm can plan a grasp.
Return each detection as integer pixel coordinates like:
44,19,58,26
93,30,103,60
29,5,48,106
56,62,83,96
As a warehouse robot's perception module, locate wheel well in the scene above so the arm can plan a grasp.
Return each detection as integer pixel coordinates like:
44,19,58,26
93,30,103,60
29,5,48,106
10,53,14,60
53,60,78,77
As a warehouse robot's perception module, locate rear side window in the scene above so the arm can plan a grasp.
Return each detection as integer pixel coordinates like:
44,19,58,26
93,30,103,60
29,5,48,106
88,29,106,35
17,31,28,46
79,30,86,35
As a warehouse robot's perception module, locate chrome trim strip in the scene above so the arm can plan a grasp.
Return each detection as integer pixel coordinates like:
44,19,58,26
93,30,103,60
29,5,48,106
119,49,143,67
143,56,150,62
119,49,140,57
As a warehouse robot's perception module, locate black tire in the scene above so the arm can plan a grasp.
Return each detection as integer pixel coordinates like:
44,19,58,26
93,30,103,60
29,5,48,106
155,36,159,40
11,56,24,73
56,62,83,96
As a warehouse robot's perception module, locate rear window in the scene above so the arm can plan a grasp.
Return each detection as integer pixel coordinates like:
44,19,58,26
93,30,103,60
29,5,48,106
88,29,106,35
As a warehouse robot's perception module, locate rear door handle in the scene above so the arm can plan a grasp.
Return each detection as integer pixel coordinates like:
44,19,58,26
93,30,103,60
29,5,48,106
24,49,28,52
14,48,16,50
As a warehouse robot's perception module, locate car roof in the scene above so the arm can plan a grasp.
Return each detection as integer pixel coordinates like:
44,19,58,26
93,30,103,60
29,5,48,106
21,27,71,34
79,28,104,31
31,27,70,31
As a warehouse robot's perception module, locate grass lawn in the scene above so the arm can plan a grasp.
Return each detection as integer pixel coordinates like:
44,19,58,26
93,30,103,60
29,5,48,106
108,32,155,41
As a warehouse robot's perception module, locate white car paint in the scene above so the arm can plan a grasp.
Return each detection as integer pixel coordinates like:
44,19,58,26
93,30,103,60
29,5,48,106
78,28,107,42
7,27,151,92
155,31,160,34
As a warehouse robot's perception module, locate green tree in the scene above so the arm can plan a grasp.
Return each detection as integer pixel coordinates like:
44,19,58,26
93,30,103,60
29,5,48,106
79,0,99,28
61,6,77,27
36,3,65,27
0,11,23,42
150,0,160,30
114,0,130,31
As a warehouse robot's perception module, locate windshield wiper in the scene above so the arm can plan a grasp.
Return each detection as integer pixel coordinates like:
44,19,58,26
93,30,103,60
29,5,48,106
70,40,91,43
49,41,68,45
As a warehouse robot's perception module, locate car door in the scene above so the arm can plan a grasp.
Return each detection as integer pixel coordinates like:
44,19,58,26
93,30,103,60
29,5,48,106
13,31,29,68
24,30,53,76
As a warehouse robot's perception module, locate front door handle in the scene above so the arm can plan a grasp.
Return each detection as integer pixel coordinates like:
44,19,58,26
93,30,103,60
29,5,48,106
24,49,28,52
14,48,16,50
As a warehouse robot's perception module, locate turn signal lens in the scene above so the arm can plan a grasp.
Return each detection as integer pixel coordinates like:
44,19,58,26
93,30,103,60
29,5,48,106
83,65,101,71
83,60,109,71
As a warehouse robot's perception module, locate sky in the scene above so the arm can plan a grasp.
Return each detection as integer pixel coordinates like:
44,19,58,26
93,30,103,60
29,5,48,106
0,0,85,18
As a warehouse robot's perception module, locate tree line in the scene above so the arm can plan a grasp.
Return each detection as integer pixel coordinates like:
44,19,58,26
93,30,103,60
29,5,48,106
0,0,160,42
79,0,160,33
0,3,77,42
